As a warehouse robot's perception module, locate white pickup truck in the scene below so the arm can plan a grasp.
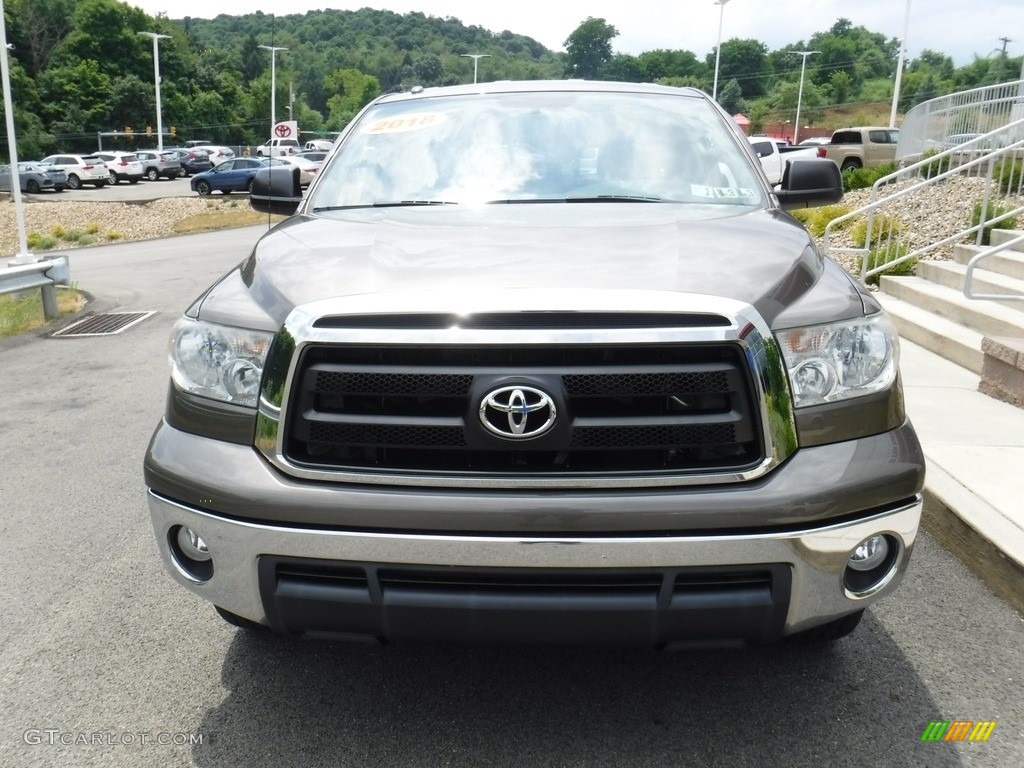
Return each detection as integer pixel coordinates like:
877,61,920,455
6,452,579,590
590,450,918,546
748,137,819,185
256,138,300,158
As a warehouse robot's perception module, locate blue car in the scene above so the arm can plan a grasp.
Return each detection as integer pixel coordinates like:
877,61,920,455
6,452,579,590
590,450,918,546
190,157,284,196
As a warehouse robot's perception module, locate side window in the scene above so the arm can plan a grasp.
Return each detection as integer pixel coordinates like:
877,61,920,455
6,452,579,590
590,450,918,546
868,130,888,144
220,160,235,170
888,130,900,143
751,141,772,158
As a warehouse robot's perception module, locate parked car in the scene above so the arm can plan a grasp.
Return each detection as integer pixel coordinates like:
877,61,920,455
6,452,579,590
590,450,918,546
201,145,236,164
304,138,334,151
0,162,67,193
165,148,214,177
190,157,285,196
798,137,832,147
148,80,925,647
134,150,182,181
95,151,144,184
276,152,324,186
39,154,109,189
184,139,212,148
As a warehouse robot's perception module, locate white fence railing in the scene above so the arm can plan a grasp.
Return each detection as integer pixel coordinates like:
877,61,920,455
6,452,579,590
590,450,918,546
897,79,1024,161
823,120,1024,285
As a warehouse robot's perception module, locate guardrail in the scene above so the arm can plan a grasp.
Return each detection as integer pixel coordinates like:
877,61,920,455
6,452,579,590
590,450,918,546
0,255,70,320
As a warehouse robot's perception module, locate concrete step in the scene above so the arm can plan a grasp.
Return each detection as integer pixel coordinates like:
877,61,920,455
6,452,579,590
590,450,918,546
953,228,1024,282
916,260,1024,312
876,292,984,373
878,275,1024,340
989,227,1024,251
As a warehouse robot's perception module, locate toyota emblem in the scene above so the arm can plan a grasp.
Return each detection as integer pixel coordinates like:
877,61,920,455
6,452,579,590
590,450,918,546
479,386,557,440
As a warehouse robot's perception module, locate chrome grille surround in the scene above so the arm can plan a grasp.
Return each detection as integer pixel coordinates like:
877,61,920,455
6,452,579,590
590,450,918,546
254,290,797,489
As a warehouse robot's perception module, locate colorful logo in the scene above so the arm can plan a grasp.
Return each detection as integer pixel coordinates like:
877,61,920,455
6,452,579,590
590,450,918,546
920,721,997,742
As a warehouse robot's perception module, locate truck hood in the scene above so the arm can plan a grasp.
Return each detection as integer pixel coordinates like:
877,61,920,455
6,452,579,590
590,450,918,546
198,204,866,329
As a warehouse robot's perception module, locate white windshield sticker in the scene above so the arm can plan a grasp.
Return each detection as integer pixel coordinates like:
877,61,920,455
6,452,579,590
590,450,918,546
691,185,756,200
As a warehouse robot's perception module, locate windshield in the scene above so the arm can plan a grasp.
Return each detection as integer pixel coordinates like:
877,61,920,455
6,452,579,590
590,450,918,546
309,89,765,210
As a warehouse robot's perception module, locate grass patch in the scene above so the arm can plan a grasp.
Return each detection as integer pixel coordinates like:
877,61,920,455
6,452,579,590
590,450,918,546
0,286,86,338
173,209,285,234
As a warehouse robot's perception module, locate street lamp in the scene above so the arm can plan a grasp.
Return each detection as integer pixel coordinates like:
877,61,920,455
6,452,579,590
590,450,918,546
138,32,171,151
460,53,490,84
789,50,820,145
889,0,912,127
711,0,731,101
258,44,288,136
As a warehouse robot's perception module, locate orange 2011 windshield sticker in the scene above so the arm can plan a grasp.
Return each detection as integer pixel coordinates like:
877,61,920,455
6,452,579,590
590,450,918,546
362,113,448,134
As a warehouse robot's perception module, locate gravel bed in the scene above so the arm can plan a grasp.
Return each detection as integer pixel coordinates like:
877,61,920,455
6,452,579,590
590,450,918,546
818,174,1024,275
0,197,252,256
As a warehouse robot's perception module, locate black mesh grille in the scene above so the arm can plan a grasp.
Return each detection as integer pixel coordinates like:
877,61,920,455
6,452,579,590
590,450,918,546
283,337,763,477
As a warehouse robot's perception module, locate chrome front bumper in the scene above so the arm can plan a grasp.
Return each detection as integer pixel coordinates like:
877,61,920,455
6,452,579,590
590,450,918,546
148,490,921,639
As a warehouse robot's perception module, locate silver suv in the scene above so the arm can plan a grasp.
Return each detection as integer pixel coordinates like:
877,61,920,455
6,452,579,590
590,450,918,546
134,150,181,181
145,81,925,647
39,154,109,189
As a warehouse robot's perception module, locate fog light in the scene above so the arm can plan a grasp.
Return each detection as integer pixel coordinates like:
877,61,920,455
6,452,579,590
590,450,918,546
168,525,214,583
843,533,899,598
848,534,888,571
177,526,212,562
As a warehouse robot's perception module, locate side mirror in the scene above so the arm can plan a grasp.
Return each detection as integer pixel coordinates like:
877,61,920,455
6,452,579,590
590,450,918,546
776,159,844,210
250,166,302,216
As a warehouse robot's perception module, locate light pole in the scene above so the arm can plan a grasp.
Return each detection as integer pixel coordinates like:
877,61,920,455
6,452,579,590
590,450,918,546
889,0,912,127
258,44,288,136
138,32,171,151
711,0,731,100
789,50,820,145
460,53,490,84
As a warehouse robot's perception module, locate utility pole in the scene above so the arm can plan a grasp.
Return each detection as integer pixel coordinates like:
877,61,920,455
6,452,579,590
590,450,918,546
996,36,1012,82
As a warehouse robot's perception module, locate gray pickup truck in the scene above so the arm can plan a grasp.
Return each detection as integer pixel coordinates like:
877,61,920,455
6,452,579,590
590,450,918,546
144,80,924,648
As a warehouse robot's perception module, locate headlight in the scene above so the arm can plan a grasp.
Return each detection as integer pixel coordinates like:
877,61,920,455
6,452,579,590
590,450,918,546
169,318,274,407
775,313,898,408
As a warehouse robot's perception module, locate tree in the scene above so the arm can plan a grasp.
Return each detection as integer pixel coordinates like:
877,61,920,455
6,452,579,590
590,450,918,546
828,70,853,104
564,17,618,79
706,39,770,97
718,79,745,114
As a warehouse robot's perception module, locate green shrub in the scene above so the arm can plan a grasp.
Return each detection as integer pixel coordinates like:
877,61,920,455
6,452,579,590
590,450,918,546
63,229,87,242
84,223,100,234
971,201,1019,246
842,162,899,191
863,243,916,286
994,159,1024,196
919,149,951,179
49,223,66,238
791,204,855,237
850,215,902,249
27,232,58,250
105,230,123,240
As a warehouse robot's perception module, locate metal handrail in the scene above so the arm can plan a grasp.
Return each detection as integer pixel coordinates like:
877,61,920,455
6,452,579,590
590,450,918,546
822,119,1024,283
963,232,1024,301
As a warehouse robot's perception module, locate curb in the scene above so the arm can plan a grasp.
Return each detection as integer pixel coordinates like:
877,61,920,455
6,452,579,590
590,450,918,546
921,462,1024,616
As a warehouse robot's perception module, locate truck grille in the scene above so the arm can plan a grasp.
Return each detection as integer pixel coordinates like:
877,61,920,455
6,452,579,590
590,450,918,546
282,341,763,476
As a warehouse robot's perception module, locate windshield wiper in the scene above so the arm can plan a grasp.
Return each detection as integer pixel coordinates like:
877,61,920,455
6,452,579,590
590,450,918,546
312,200,459,212
564,194,665,203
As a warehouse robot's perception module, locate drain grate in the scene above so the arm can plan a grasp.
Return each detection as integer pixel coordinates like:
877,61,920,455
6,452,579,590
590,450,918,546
52,311,156,338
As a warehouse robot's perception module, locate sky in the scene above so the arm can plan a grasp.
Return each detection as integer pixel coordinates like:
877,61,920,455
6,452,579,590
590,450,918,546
127,0,1024,68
